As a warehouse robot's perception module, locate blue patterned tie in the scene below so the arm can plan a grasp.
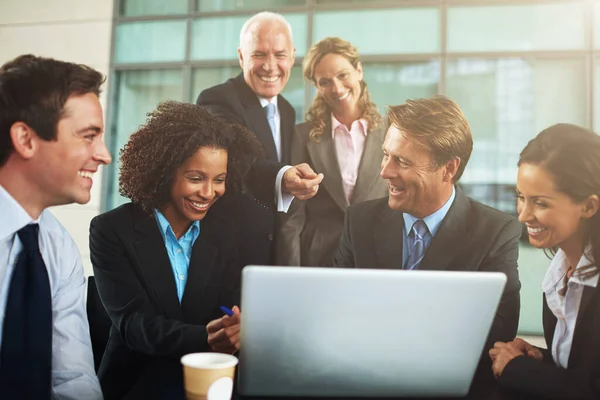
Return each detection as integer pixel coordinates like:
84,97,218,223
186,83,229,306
405,220,430,270
0,224,52,399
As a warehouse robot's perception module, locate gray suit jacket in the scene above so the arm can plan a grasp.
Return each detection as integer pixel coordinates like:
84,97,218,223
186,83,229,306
334,188,522,348
277,120,387,267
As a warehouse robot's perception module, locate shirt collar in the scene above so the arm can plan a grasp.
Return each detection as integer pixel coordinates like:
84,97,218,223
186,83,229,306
403,186,456,238
0,184,35,240
542,245,598,292
154,209,200,241
331,114,368,138
258,95,278,112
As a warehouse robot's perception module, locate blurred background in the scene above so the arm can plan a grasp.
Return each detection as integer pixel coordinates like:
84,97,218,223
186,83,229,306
2,0,599,336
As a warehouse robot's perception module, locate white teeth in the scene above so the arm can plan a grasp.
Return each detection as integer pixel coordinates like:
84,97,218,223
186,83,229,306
527,227,547,234
259,76,278,82
389,185,404,193
77,171,94,179
189,200,209,210
336,92,349,101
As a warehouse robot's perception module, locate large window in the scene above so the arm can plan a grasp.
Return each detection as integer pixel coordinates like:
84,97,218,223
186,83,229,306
107,0,600,335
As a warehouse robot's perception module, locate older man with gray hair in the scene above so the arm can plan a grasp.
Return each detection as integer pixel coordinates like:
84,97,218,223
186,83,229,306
197,12,323,268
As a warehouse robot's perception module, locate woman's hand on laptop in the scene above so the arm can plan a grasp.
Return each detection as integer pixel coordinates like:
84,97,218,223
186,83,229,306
489,341,528,378
206,305,241,354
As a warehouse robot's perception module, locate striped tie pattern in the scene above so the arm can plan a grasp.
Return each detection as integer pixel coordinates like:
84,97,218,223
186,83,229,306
405,219,430,270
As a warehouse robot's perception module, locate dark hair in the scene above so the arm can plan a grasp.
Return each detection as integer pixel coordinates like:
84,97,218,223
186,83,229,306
387,96,473,183
518,123,600,274
119,101,263,213
0,54,105,166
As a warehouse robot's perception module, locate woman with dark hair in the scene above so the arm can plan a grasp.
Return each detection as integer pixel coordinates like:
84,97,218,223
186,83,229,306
490,124,600,399
278,37,387,267
89,101,262,399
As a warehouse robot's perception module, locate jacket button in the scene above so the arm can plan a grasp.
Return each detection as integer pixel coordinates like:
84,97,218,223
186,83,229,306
268,233,274,241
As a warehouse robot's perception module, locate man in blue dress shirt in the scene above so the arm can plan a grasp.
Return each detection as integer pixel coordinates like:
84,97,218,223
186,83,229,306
0,54,111,399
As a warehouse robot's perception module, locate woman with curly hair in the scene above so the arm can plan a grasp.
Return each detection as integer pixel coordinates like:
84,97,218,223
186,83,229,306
278,37,387,267
89,101,262,400
490,124,600,399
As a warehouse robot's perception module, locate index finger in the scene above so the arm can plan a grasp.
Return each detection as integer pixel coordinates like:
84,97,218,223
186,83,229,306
206,317,224,334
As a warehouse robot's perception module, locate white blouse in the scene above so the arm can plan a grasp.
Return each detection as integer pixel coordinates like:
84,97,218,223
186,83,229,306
541,246,597,368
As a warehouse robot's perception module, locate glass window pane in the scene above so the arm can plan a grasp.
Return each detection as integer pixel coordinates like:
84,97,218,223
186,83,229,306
448,3,587,52
196,0,305,12
106,70,183,210
446,58,586,188
191,14,307,60
192,65,305,123
114,21,187,64
314,8,440,55
595,2,600,50
595,58,600,133
362,61,440,114
120,0,188,16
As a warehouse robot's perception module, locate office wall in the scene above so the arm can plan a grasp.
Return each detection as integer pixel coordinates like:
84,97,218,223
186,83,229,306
0,0,115,276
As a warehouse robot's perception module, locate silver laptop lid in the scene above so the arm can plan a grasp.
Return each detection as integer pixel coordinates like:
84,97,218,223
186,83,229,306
238,266,506,397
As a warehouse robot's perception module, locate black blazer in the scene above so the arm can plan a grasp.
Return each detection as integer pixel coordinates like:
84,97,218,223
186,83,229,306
334,187,522,348
196,74,296,266
89,203,241,400
499,285,600,399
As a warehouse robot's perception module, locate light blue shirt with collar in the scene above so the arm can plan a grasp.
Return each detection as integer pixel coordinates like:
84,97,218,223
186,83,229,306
0,184,102,399
257,94,294,213
402,186,456,268
154,210,200,302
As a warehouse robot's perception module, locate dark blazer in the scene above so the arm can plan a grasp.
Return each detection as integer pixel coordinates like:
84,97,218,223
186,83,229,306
89,203,241,400
334,187,522,348
196,73,296,266
277,121,387,266
499,285,600,399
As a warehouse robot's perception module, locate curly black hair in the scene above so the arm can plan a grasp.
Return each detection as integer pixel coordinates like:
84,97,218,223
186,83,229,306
119,100,263,213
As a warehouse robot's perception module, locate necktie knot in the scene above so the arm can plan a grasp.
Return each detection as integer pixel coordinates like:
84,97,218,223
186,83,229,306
17,224,40,254
264,102,276,119
411,219,429,240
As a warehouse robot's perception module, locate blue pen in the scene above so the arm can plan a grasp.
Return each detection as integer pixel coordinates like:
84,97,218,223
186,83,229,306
220,305,234,316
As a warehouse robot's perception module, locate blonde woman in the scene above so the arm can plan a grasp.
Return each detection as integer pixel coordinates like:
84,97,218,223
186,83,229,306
278,37,387,267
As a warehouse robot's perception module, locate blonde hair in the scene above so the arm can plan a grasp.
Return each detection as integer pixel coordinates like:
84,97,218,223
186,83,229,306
387,96,473,182
303,37,381,142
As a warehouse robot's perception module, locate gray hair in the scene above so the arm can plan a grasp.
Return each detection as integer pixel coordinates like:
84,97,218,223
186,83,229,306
238,11,294,50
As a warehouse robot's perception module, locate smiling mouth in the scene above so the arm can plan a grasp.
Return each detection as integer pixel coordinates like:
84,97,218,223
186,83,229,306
259,75,279,83
77,170,95,179
388,184,405,195
527,226,547,235
336,92,350,101
187,198,210,212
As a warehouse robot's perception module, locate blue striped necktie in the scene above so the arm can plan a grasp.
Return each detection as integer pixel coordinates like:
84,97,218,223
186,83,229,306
405,220,430,270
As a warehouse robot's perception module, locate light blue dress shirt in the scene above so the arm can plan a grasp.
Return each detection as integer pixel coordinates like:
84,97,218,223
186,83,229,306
402,186,456,268
0,185,102,400
154,210,200,302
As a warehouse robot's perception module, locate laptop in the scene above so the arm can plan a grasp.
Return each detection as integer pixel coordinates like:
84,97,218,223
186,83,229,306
237,266,506,398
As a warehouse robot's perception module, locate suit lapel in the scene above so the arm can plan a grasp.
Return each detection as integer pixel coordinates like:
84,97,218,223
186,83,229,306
133,207,183,320
307,122,348,210
418,187,469,271
570,285,599,366
352,127,385,205
180,232,217,322
373,204,404,269
234,75,278,161
278,99,294,164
